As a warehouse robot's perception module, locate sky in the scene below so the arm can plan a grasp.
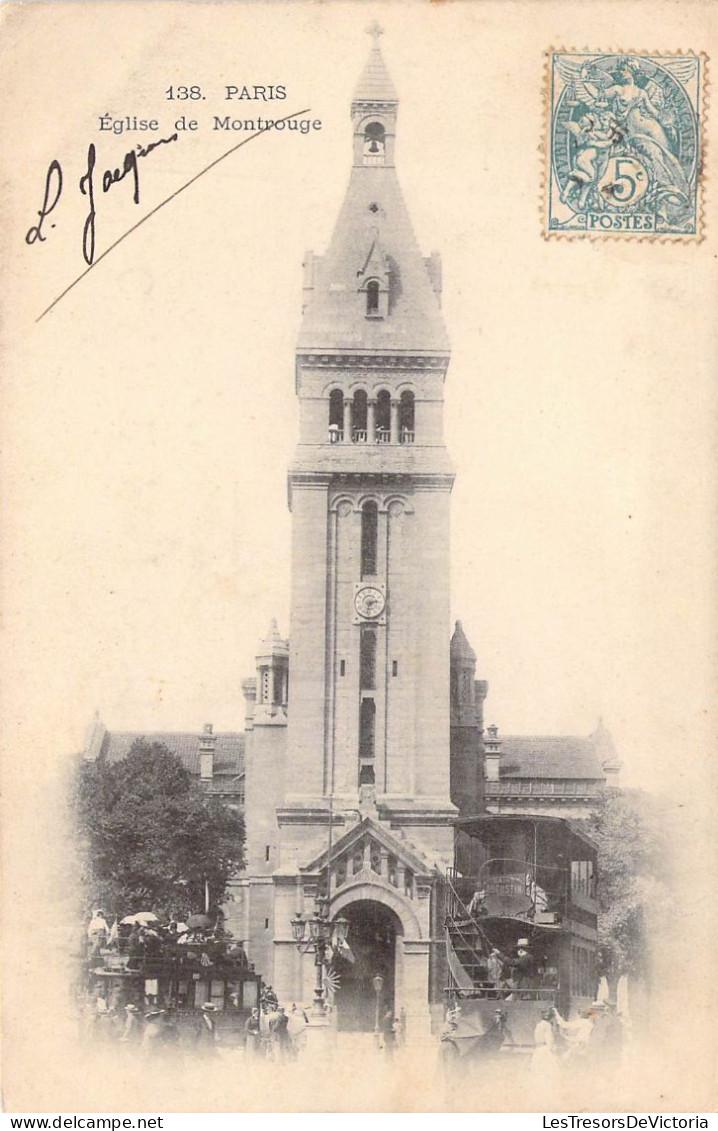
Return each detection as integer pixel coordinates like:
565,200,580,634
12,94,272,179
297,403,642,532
2,1,716,802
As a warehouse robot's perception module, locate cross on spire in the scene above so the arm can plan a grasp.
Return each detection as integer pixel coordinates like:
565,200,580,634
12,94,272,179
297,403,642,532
366,20,384,43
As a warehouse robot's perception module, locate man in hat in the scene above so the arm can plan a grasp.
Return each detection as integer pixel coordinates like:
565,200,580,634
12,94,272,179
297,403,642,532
589,1000,623,1071
510,938,535,991
195,1002,219,1053
141,1009,166,1054
269,1005,290,1060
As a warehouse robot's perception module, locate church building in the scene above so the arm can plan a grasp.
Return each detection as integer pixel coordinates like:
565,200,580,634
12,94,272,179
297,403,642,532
83,34,620,1036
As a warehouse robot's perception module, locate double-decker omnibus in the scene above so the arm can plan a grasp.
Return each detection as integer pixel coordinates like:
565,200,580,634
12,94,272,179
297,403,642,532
444,814,599,1052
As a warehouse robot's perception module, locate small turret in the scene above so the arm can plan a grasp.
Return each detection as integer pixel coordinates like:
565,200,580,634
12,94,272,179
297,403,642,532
255,619,289,717
199,723,217,782
591,718,622,784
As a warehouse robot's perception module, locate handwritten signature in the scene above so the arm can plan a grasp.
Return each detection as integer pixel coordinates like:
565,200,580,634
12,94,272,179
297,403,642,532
28,107,310,322
26,134,179,266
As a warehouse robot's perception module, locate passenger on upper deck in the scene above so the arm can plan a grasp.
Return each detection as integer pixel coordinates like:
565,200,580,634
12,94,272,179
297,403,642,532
509,938,535,989
467,888,488,918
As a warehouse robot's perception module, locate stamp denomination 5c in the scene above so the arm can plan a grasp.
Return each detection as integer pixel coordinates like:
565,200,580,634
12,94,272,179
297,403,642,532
546,52,705,238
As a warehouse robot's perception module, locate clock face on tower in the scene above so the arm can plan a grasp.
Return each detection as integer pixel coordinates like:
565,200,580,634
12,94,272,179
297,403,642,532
354,585,386,620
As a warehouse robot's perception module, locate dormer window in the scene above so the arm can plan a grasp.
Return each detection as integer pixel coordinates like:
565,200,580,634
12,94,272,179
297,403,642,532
366,279,380,316
363,122,386,166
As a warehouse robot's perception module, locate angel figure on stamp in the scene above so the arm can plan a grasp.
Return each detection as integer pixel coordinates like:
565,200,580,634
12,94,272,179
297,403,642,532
560,111,620,209
557,55,697,224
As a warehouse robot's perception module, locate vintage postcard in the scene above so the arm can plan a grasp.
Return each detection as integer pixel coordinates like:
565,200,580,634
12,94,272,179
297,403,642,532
1,0,716,1117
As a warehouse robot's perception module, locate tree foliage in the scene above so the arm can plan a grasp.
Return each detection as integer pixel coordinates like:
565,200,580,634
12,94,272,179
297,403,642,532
74,740,245,917
581,788,670,983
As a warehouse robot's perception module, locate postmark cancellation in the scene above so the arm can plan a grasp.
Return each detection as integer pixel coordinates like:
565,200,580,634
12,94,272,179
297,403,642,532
545,51,706,238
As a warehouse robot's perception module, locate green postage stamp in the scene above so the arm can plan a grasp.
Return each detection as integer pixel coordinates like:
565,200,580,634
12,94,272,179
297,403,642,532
546,52,705,238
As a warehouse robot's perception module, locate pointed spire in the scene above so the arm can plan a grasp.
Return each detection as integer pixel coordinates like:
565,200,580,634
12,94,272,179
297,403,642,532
353,25,398,104
297,33,450,354
450,620,477,663
258,617,288,656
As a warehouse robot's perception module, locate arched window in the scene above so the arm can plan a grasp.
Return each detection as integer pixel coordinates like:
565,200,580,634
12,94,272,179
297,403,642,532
399,390,415,443
359,697,376,760
375,390,391,442
360,626,377,690
361,500,378,576
366,279,380,316
352,390,368,442
363,122,385,166
328,388,344,442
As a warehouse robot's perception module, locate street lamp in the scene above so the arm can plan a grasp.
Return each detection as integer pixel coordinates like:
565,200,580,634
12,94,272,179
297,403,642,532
290,897,348,1017
372,972,384,1042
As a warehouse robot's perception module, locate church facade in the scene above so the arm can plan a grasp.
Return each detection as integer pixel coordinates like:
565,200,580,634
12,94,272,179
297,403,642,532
236,39,459,1035
83,37,620,1036
228,40,617,1032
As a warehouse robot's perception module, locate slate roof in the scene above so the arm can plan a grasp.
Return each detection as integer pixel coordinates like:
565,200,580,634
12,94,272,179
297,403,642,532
99,731,244,779
498,736,605,781
353,44,399,103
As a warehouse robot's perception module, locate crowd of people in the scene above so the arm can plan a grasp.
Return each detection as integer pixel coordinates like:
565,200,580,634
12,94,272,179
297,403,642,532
81,977,314,1060
439,996,624,1082
531,1000,623,1082
85,908,250,980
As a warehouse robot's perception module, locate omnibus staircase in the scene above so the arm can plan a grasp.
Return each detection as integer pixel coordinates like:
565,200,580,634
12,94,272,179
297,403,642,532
444,873,493,994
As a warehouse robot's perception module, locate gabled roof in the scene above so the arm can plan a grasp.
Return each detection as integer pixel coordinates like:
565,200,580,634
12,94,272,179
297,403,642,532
302,815,434,876
99,730,244,779
498,735,605,781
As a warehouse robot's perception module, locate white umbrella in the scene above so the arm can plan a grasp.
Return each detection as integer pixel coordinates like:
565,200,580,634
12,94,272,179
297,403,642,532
120,912,158,925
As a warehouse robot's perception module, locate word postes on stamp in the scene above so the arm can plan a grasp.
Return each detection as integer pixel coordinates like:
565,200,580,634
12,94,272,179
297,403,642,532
546,52,704,238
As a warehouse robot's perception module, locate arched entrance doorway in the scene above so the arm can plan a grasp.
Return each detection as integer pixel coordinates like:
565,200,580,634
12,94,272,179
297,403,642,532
333,900,402,1032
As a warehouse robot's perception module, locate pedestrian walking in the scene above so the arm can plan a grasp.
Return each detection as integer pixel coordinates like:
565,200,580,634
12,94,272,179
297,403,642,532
244,1007,261,1058
269,1005,290,1060
195,1002,219,1054
531,1008,560,1086
141,1009,166,1056
119,1003,141,1045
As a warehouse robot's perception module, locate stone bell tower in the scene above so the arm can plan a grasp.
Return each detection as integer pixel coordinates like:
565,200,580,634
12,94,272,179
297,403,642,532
281,26,455,825
242,29,458,1032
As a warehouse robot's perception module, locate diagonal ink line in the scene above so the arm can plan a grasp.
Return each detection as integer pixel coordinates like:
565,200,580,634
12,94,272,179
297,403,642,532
36,107,312,323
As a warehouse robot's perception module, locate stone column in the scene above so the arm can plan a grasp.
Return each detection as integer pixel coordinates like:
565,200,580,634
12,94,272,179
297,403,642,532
342,395,350,442
367,398,376,443
402,939,433,1044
